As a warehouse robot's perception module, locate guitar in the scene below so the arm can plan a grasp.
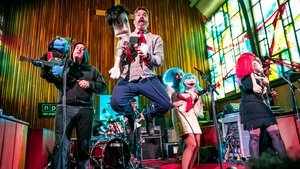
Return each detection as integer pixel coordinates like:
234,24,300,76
134,109,145,128
19,55,80,81
135,116,143,128
19,55,63,67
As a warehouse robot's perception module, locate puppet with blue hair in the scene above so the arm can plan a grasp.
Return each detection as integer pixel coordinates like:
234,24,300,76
171,73,205,169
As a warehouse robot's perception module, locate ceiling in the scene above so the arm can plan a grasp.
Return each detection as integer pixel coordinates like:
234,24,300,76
189,0,226,19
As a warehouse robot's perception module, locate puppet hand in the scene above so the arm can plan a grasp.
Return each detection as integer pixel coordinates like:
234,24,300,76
32,61,44,68
140,43,149,56
108,67,120,79
51,65,64,77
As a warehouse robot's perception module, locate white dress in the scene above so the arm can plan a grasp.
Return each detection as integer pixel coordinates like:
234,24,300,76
172,90,204,136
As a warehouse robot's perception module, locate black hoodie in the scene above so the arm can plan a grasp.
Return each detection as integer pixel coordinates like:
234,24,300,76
40,49,107,106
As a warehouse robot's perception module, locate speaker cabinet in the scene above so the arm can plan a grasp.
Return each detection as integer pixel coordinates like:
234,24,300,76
163,142,179,158
141,136,162,160
198,146,219,163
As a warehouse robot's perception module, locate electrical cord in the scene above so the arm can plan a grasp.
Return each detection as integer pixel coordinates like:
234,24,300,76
146,76,199,153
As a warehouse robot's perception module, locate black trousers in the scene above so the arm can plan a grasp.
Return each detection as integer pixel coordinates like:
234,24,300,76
51,105,94,169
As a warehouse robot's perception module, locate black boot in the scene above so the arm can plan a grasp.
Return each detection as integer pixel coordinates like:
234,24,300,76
145,113,154,136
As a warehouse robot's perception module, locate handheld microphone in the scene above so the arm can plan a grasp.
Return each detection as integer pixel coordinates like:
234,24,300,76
129,36,140,47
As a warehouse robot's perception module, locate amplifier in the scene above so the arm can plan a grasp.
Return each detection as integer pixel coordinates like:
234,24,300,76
140,126,161,137
167,128,179,143
141,136,162,160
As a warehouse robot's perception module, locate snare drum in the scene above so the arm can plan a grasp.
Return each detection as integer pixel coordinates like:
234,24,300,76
90,138,130,168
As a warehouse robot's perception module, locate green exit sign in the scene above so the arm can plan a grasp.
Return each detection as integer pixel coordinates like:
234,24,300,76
38,103,57,118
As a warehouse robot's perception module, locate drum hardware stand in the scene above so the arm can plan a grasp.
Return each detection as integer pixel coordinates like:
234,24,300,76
223,135,246,165
89,154,103,169
127,113,143,169
44,161,52,169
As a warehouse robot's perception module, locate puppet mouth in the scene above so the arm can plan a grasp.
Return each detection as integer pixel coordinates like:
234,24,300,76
187,82,195,86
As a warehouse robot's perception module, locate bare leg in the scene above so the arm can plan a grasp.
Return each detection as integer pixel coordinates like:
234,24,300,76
181,134,198,169
188,134,201,169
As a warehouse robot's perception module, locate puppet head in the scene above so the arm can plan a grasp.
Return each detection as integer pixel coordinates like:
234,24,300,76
48,37,70,54
42,37,70,62
105,5,131,39
179,73,203,93
162,68,185,90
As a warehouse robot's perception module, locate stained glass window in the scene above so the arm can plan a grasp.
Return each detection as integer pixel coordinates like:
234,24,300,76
205,0,252,99
205,0,300,100
251,0,300,80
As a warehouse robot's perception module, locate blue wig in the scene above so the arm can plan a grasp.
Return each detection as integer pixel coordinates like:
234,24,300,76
162,67,185,90
178,73,203,93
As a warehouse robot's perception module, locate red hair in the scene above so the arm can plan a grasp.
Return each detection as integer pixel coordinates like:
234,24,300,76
236,52,256,79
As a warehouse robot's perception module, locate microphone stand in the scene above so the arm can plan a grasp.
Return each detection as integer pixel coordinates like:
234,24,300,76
59,40,73,168
194,67,223,169
283,73,300,122
269,66,300,123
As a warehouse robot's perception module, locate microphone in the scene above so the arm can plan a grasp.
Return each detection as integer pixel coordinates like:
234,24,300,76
129,36,140,47
194,67,205,77
69,37,74,44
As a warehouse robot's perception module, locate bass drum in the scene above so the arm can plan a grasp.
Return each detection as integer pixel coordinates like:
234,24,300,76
90,138,130,169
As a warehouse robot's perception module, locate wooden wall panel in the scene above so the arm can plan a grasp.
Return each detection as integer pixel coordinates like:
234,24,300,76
277,115,300,151
0,0,207,130
0,115,28,169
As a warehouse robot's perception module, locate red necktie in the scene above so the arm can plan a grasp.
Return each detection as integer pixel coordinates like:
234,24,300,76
139,31,146,44
125,47,133,62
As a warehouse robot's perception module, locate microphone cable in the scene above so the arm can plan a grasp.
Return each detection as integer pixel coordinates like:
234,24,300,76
146,76,200,152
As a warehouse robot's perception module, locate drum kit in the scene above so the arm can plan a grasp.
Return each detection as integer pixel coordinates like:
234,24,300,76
68,116,133,169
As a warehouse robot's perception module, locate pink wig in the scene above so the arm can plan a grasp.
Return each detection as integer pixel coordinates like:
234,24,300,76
236,52,256,79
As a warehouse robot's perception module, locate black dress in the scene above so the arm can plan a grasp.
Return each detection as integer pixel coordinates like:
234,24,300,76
239,75,277,130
